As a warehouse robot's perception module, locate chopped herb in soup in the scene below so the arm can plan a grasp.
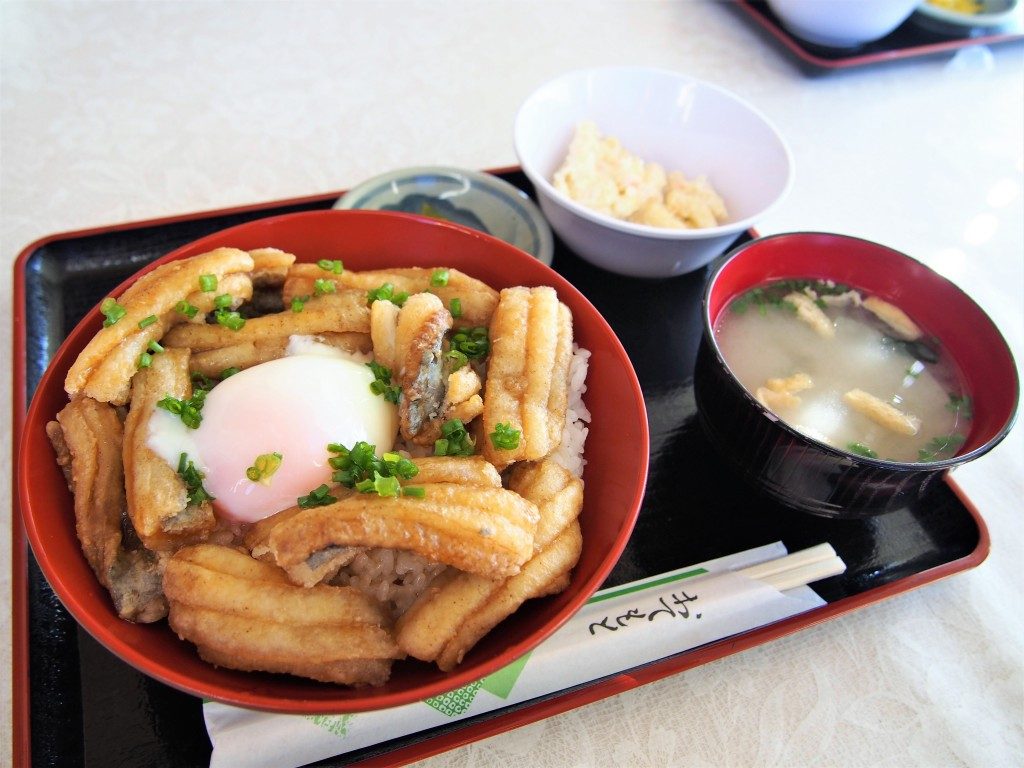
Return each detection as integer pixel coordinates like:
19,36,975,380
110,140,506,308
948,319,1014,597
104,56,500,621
715,279,971,463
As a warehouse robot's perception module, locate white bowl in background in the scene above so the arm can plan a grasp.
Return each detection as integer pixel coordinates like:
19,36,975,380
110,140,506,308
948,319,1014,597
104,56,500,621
513,67,793,278
767,0,920,48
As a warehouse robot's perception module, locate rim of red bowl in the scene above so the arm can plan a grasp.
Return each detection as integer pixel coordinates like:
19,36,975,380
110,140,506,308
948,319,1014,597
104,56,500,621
703,231,1020,468
18,209,649,712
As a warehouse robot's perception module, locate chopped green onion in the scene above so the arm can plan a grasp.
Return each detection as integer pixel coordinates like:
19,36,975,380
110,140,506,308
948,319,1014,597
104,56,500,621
402,486,426,498
148,339,164,354
366,282,409,307
215,310,245,331
489,422,521,451
191,371,216,390
220,366,240,379
137,352,153,369
445,349,468,371
326,441,420,495
317,259,344,274
156,390,207,429
919,433,966,462
434,419,475,456
946,394,973,420
100,298,127,327
430,268,450,287
246,452,283,485
291,295,309,313
175,300,199,319
138,314,158,329
297,483,336,509
177,452,214,505
213,293,233,310
450,326,489,359
199,274,217,292
847,442,878,459
372,472,401,498
449,298,462,318
313,278,336,296
366,361,400,404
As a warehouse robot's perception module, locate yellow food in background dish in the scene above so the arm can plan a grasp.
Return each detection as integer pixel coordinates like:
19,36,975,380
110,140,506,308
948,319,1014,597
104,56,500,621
927,0,984,13
552,120,728,229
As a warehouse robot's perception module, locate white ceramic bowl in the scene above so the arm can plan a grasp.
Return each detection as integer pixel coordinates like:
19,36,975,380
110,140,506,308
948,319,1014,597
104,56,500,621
336,166,554,265
513,67,792,278
767,0,920,48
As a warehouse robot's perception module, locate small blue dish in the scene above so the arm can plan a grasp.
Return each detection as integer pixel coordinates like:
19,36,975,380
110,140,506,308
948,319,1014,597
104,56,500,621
335,166,554,265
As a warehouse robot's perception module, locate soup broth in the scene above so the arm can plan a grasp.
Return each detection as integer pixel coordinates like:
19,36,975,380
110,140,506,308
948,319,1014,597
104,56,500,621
715,279,971,463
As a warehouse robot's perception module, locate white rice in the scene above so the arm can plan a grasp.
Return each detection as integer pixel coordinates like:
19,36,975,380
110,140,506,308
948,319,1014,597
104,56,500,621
331,547,447,619
550,344,592,478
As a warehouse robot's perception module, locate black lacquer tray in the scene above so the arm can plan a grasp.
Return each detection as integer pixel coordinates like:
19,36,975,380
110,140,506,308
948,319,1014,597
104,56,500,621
733,0,1024,71
12,170,988,767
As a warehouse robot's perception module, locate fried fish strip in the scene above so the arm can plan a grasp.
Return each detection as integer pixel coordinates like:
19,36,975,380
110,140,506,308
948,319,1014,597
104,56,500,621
283,266,498,326
188,331,371,378
248,247,296,288
268,484,540,579
243,488,362,587
123,348,216,550
164,545,400,685
162,290,369,351
396,460,583,669
66,248,254,397
189,338,287,378
369,298,401,370
395,293,452,443
77,272,254,405
434,521,582,670
482,286,573,469
247,458,502,587
47,397,167,622
405,456,502,488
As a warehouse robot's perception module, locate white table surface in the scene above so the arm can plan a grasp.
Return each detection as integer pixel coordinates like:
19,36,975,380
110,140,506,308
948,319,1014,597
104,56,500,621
2,1,1022,766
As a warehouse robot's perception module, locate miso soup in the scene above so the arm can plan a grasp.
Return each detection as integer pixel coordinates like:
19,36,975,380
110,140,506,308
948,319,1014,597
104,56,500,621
715,279,971,463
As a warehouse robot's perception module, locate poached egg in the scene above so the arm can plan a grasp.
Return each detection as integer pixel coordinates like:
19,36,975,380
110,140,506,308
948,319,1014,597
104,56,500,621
147,340,398,524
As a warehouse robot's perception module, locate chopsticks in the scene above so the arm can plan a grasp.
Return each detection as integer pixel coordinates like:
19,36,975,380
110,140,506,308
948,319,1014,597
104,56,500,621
736,543,846,591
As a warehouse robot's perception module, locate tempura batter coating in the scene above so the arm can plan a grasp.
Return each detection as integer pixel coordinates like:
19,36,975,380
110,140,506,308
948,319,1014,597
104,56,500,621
65,247,254,398
77,271,254,405
482,286,573,469
164,545,400,685
248,247,296,288
162,290,369,351
123,348,216,551
396,460,583,670
283,265,499,327
47,397,167,622
394,293,453,443
268,483,540,579
433,521,582,671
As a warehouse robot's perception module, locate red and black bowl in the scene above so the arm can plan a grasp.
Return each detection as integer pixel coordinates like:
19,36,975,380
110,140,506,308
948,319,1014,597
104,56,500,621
695,232,1018,518
18,209,648,712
